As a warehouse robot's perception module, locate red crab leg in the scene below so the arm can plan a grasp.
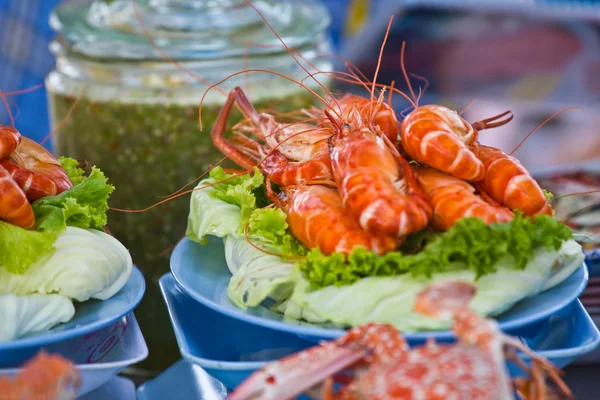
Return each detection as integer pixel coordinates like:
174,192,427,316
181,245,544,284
227,344,365,400
228,324,408,400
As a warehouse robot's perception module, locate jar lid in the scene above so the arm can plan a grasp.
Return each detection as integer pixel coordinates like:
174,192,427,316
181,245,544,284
50,0,331,61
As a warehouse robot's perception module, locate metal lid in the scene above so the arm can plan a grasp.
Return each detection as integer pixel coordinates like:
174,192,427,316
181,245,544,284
50,0,331,61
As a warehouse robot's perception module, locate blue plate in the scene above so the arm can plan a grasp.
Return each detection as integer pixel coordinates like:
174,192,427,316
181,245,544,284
160,273,600,390
159,274,312,389
137,360,227,400
81,377,137,400
0,312,148,396
171,237,588,343
0,267,145,366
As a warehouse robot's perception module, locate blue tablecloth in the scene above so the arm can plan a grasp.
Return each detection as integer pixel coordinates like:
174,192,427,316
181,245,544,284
0,0,62,150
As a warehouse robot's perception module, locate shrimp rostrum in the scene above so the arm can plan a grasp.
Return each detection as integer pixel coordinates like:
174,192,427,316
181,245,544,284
229,281,573,400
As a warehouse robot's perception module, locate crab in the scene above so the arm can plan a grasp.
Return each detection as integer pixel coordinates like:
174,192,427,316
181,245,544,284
227,281,574,400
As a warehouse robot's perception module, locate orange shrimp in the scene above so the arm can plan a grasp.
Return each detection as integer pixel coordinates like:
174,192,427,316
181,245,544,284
476,144,552,217
0,351,81,400
396,42,513,182
0,125,21,159
267,182,398,255
0,137,72,202
328,113,432,238
211,87,333,186
413,166,513,231
0,165,35,229
400,106,514,183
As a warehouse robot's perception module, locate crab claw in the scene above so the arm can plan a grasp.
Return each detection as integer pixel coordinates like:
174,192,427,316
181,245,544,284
227,343,365,400
413,281,477,319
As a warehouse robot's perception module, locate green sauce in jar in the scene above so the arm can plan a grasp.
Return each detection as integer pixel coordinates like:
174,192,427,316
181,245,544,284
47,0,332,375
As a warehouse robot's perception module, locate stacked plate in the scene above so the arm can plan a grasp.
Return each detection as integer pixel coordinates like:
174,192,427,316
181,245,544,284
0,267,146,398
143,233,600,397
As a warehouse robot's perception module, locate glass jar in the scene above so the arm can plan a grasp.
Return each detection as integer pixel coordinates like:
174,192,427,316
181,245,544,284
46,0,332,376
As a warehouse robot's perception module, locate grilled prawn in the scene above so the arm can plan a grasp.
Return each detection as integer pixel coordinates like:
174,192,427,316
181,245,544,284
229,281,572,400
328,110,432,238
267,181,398,256
0,165,34,229
400,105,513,182
1,137,72,202
0,125,20,159
0,127,73,228
414,166,514,231
476,145,553,217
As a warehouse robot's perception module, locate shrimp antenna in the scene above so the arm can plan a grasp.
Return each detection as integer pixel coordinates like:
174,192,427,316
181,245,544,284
459,98,476,116
399,42,417,108
4,84,44,97
0,90,15,127
40,87,88,145
510,107,583,155
388,80,395,106
199,68,338,131
241,0,339,113
369,14,395,118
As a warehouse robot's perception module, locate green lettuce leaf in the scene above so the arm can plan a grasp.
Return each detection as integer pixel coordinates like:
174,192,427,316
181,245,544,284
279,239,584,332
58,157,85,185
32,166,114,232
186,167,303,257
186,167,262,243
225,236,297,309
300,213,573,289
208,167,264,227
0,221,59,274
247,208,306,256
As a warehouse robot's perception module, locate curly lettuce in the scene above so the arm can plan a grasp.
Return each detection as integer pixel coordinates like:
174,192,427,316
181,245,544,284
0,158,114,274
247,208,306,256
277,239,584,332
187,167,303,256
32,160,114,232
58,156,86,185
300,214,573,289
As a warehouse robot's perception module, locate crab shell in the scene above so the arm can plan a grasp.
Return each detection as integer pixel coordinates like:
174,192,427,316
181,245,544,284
351,341,511,400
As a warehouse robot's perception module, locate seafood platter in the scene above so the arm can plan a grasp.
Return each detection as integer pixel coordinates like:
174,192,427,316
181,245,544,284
0,125,146,397
158,40,600,400
3,1,600,399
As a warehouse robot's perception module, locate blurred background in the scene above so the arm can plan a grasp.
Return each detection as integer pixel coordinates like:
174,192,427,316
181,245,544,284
1,0,600,170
